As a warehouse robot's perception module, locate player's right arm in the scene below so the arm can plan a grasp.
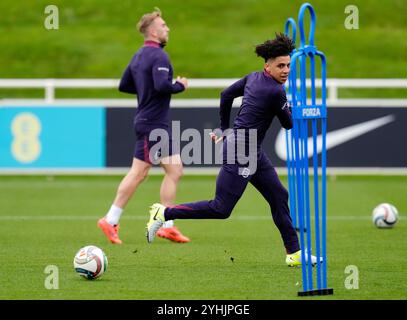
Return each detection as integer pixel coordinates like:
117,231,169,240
219,76,247,131
118,65,137,94
209,76,247,144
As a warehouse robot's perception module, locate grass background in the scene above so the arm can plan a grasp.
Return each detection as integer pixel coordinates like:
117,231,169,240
0,0,406,301
0,0,406,99
0,174,406,300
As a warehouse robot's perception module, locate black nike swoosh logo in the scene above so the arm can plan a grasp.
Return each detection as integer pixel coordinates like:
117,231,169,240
153,208,159,220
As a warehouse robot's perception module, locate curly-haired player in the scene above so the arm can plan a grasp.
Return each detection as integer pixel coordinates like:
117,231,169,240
146,33,321,266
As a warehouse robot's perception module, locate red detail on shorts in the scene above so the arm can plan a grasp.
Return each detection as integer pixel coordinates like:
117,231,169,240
143,136,151,164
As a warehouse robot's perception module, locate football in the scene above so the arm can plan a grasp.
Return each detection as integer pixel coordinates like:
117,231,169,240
372,203,399,228
73,245,108,280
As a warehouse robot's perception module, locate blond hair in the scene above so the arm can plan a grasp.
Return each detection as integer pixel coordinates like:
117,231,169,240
137,8,162,36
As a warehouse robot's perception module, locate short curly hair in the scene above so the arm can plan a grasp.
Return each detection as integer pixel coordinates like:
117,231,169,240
255,33,295,61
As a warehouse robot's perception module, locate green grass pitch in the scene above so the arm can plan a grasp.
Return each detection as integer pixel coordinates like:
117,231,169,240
0,174,406,300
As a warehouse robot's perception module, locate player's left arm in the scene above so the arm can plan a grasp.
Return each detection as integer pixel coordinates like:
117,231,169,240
152,54,185,94
274,88,293,129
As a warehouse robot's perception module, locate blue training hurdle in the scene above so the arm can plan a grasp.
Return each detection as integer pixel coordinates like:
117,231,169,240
284,3,333,296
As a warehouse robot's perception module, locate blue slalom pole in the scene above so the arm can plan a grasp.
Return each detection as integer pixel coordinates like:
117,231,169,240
284,2,333,297
284,17,298,231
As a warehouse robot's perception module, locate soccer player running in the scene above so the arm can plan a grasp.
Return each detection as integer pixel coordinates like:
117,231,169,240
146,33,320,266
98,8,190,244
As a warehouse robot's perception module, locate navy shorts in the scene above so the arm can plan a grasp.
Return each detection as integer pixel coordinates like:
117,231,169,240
133,125,178,164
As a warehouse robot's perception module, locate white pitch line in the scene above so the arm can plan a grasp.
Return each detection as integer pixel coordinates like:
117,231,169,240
0,215,403,221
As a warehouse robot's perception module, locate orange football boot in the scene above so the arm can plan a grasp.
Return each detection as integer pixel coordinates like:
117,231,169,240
97,218,122,244
156,226,190,243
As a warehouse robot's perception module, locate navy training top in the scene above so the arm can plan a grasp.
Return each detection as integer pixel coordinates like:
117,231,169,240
118,41,185,129
219,71,292,147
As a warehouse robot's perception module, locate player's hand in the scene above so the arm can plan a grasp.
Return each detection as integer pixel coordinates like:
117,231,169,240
176,76,188,89
209,131,223,144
